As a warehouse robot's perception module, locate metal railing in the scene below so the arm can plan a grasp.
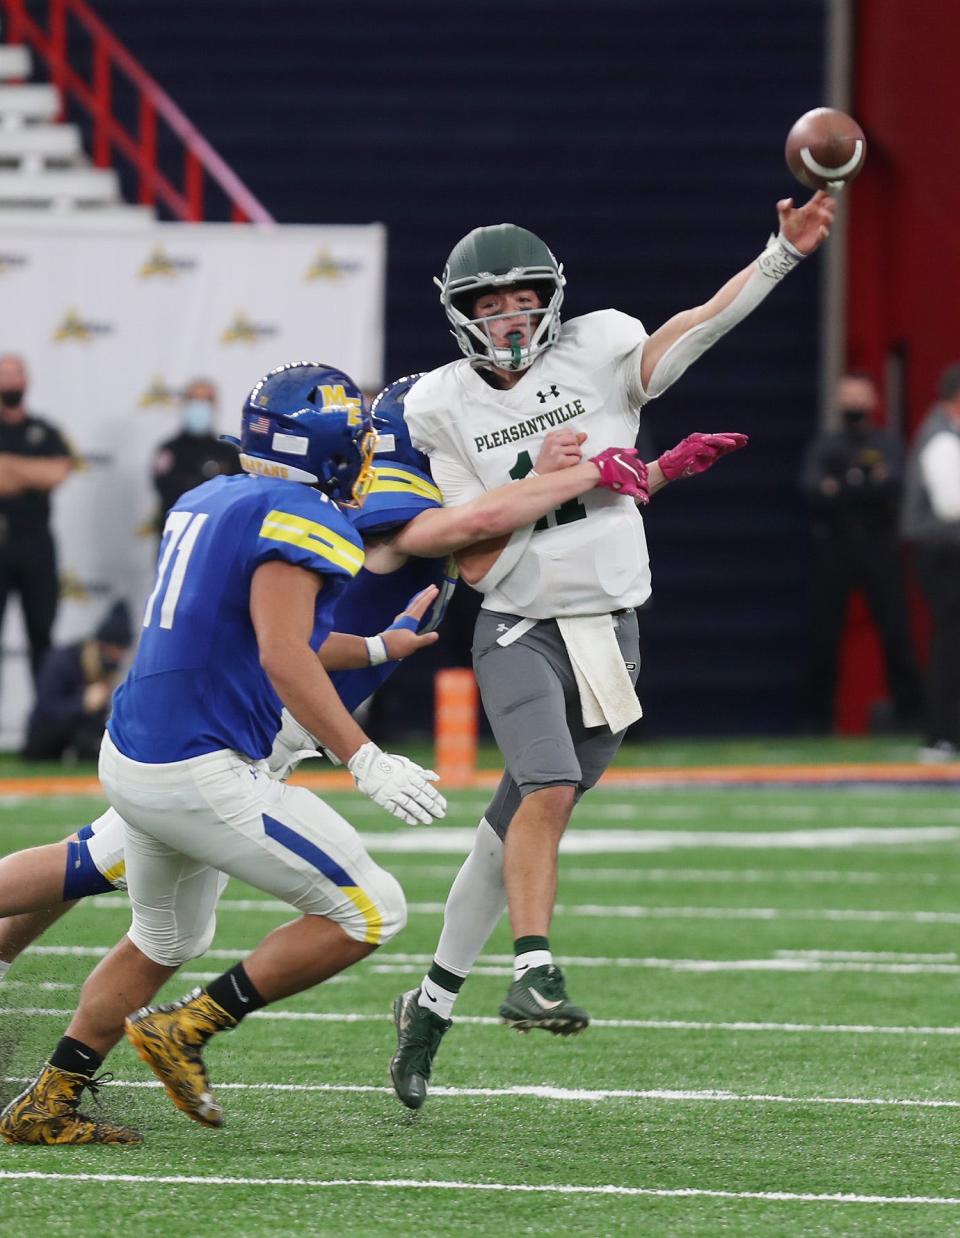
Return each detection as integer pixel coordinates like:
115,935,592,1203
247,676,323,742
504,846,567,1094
1,0,273,222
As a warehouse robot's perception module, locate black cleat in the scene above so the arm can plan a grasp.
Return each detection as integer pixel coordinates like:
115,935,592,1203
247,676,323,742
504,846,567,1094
389,988,451,1111
499,964,590,1035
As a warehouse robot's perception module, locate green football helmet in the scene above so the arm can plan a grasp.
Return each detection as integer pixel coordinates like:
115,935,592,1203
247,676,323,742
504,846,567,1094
435,223,565,371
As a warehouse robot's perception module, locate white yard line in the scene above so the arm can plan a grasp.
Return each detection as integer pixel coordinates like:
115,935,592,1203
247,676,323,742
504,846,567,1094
776,949,957,962
355,825,960,854
3,825,959,858
0,1169,958,1207
552,904,960,924
6,1074,960,1109
20,944,960,976
556,868,951,885
4,1006,960,1036
79,895,960,925
370,957,960,976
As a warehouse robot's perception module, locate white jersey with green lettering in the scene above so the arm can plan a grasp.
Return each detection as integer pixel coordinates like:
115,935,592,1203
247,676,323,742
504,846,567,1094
405,309,653,619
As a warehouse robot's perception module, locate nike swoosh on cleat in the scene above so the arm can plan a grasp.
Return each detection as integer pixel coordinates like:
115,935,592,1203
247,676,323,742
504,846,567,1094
529,989,563,1010
422,988,438,1003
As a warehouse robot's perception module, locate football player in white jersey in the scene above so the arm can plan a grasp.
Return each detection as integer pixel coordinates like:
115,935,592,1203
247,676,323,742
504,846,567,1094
391,195,835,1107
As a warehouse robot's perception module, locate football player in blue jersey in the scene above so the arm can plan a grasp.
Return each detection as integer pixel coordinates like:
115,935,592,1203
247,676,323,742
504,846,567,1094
0,361,454,1144
0,368,648,1145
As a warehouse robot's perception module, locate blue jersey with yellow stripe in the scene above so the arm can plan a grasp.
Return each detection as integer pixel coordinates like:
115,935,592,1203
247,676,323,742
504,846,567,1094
330,463,456,710
109,473,363,763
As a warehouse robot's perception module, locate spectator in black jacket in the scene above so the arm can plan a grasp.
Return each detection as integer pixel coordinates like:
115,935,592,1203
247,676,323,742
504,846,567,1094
799,372,921,732
23,600,132,761
901,362,960,761
151,378,241,533
0,353,73,682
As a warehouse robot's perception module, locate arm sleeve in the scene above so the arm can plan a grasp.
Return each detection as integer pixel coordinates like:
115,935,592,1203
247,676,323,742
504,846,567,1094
635,238,800,401
920,432,960,521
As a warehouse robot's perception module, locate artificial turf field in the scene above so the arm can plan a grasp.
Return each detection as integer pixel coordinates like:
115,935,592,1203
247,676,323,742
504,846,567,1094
2,742,960,1235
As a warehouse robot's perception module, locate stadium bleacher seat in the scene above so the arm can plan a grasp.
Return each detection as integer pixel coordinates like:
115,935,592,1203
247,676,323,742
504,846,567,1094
0,43,149,218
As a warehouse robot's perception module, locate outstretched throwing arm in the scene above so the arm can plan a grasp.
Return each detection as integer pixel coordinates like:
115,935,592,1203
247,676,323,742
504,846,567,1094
638,192,836,397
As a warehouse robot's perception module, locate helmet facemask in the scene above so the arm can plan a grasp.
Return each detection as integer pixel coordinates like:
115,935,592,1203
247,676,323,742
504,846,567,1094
440,270,564,372
341,428,378,507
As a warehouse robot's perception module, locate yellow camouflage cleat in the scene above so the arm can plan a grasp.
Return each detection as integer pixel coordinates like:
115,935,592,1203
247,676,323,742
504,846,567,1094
0,1063,141,1145
124,986,236,1128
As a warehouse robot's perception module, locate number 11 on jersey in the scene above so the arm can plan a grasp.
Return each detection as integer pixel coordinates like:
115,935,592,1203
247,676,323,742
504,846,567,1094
509,450,587,530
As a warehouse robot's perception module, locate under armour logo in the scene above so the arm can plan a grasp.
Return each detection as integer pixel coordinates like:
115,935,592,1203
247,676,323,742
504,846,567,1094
496,623,510,633
537,385,560,403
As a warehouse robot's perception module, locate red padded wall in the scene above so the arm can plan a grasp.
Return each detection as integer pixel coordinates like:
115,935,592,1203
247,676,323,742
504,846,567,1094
837,0,960,731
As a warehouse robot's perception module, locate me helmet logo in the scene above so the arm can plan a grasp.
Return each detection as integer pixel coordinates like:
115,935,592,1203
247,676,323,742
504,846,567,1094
318,384,363,425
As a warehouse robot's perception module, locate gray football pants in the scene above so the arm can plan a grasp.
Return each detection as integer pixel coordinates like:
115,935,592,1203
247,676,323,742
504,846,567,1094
472,608,641,839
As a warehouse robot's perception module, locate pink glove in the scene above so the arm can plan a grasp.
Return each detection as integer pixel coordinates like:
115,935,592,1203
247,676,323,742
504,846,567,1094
590,447,650,504
657,432,749,481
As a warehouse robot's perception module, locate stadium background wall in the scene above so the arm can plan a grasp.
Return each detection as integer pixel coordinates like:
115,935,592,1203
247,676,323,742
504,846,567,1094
835,0,960,734
79,0,826,736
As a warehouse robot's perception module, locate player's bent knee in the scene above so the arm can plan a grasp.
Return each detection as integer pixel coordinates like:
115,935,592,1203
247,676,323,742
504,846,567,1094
520,781,578,809
126,912,217,968
183,913,218,961
334,866,407,947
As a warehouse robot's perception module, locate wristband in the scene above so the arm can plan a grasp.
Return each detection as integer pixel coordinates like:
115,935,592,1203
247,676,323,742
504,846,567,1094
757,232,804,282
388,614,420,633
364,635,389,666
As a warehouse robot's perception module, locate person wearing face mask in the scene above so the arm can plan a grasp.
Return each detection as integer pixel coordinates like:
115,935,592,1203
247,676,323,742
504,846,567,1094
23,599,132,761
799,372,921,733
150,378,241,533
901,363,960,762
0,353,74,686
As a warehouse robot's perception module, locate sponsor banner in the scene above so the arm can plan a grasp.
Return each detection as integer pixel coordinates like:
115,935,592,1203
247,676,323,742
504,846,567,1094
0,221,385,744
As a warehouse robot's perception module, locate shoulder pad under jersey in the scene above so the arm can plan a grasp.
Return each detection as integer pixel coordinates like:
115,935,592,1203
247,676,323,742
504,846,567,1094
348,463,443,534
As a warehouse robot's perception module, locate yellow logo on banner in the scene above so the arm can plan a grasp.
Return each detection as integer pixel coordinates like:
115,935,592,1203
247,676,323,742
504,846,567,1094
305,249,361,281
53,310,92,343
220,311,278,345
138,245,198,279
139,376,179,408
139,246,175,278
53,309,112,343
319,384,363,425
59,571,111,602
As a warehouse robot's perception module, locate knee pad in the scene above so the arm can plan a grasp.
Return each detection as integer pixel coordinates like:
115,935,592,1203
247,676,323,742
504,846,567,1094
63,837,116,901
336,867,407,947
376,870,407,944
127,910,218,968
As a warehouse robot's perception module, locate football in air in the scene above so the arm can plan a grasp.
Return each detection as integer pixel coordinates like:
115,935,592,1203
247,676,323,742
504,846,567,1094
785,107,866,192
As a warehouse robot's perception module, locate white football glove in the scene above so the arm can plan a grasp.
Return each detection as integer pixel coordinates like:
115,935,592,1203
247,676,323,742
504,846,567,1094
267,709,322,782
347,741,446,825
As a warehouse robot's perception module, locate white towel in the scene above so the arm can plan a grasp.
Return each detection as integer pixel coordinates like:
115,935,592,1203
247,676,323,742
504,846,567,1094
556,613,642,733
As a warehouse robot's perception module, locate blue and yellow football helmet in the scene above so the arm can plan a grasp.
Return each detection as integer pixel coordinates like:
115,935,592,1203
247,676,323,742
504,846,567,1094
369,374,430,474
227,361,376,506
